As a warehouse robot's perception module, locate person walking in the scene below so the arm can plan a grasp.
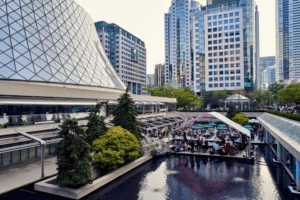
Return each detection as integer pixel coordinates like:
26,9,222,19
196,139,201,153
190,139,195,153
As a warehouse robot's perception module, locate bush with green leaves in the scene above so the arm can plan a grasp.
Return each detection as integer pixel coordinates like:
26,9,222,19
232,114,250,126
267,110,300,122
56,118,93,188
85,102,108,146
92,126,140,173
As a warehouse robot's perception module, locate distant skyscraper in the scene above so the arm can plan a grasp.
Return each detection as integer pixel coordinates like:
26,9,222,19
95,21,147,95
259,56,275,88
165,0,258,94
262,66,276,90
255,6,260,89
275,0,300,82
146,74,155,88
155,64,165,87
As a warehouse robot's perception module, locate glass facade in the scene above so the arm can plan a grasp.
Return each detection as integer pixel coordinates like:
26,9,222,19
0,0,126,90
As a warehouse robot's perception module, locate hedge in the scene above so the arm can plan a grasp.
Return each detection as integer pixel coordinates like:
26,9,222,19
266,110,300,122
179,110,266,113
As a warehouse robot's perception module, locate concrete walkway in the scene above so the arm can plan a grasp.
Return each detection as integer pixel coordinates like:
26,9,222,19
0,155,57,195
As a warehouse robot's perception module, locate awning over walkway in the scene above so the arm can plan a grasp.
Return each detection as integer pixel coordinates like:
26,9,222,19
182,112,250,137
209,112,251,137
0,99,97,105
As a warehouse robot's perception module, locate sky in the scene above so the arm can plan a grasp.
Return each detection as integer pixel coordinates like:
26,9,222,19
75,0,276,74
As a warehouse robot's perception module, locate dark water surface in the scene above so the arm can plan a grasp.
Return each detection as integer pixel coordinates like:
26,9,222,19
1,146,299,200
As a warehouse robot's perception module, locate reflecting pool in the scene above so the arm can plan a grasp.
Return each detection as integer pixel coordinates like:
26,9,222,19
84,146,299,200
0,146,299,200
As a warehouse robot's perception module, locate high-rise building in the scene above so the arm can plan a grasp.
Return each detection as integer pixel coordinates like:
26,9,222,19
275,0,300,82
165,0,258,93
146,74,155,88
262,66,276,90
155,64,166,87
255,6,260,89
259,56,275,88
94,21,147,95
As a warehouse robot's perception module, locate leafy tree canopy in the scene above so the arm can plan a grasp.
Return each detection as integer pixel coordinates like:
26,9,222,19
268,82,284,97
232,114,249,126
56,118,92,187
226,103,240,119
145,85,202,109
92,126,140,173
112,87,140,140
277,83,300,104
85,102,108,146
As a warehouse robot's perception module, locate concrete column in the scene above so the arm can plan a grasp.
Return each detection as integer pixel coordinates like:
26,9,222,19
143,105,145,115
282,147,287,164
296,160,300,190
277,143,282,161
241,102,244,110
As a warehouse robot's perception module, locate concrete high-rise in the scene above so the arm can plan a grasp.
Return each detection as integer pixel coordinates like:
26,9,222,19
95,21,147,95
259,56,275,88
155,64,166,87
165,0,258,94
276,0,300,82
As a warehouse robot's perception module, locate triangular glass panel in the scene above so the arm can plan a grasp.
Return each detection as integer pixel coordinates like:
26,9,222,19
33,63,42,74
18,67,35,80
5,61,16,71
10,73,26,80
0,40,11,52
31,75,46,81
42,66,52,75
37,70,51,81
25,63,35,74
16,55,32,67
0,66,15,78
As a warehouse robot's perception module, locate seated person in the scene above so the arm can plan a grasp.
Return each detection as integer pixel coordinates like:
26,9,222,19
202,141,209,152
211,141,220,154
224,140,231,153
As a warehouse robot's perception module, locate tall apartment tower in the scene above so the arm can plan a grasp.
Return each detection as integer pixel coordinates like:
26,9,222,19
276,0,300,82
95,21,147,95
255,6,260,89
165,0,258,94
154,64,166,87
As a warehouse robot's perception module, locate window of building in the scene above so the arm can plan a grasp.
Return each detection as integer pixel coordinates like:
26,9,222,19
225,45,229,49
219,45,223,50
218,14,222,19
214,52,218,56
214,77,218,81
230,51,234,55
220,71,224,75
230,64,235,68
230,19,234,23
208,53,212,57
236,44,240,48
231,83,235,87
224,20,228,24
236,82,241,86
236,76,241,80
219,58,223,62
214,83,218,87
208,28,212,32
224,26,228,30
209,84,213,88
219,64,224,68
209,78,213,81
208,35,212,39
236,63,240,67
213,22,217,26
235,12,239,16
235,18,240,23
235,24,240,29
225,70,229,74
208,41,212,45
209,71,213,75
225,83,229,87
213,28,217,32
230,38,234,42
208,16,212,20
208,47,212,51
218,27,223,31
213,15,217,20
230,25,234,30
230,44,234,49
219,39,222,44
213,40,218,44
236,69,241,74
225,32,229,36
220,83,224,87
224,13,228,18
220,77,224,81
214,71,218,75
235,37,240,42
225,77,229,80
214,65,218,69
230,70,235,74
230,32,234,36
219,33,223,37
209,65,213,69
214,46,218,50
208,59,212,63
235,31,240,35
219,52,223,56
218,21,222,25
213,34,218,38
225,39,229,43
224,52,229,56
229,12,234,17
208,22,212,27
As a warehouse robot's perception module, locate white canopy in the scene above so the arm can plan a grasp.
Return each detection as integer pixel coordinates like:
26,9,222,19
225,94,250,102
249,119,260,123
107,100,118,105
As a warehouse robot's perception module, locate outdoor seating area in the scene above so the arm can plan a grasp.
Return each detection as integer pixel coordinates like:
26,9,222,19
171,112,259,159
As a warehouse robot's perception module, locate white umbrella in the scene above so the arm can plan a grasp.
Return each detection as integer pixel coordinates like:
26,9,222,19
249,119,259,123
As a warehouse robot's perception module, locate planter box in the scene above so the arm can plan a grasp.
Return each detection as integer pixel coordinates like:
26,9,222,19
34,156,153,199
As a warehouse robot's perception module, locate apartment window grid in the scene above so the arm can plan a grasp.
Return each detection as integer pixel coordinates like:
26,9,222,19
205,9,243,91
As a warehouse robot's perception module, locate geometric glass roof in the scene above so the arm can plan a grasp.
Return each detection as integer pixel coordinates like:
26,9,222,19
0,0,126,90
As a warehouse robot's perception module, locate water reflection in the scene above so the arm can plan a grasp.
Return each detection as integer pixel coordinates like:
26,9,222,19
86,146,299,200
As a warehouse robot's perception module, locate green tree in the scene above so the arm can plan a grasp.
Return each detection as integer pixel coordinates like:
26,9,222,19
85,102,108,146
211,90,229,108
145,85,202,109
232,114,249,126
263,90,275,106
202,91,213,108
92,126,140,173
277,83,300,105
226,103,240,119
112,87,140,140
56,118,92,187
253,88,264,108
268,82,284,97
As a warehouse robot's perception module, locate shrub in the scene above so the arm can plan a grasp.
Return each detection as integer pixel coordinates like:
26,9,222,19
92,126,140,173
232,114,250,126
85,102,108,146
267,110,300,122
56,118,93,188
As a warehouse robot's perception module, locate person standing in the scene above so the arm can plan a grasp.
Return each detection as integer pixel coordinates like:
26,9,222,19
190,139,195,153
196,139,201,153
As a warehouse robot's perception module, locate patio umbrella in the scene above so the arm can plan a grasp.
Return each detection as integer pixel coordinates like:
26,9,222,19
249,119,259,123
244,125,252,128
218,124,226,127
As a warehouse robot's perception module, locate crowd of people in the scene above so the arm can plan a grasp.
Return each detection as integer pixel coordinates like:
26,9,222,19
275,106,300,114
171,123,262,156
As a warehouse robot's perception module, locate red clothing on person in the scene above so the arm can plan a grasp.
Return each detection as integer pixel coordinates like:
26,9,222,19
225,142,231,152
